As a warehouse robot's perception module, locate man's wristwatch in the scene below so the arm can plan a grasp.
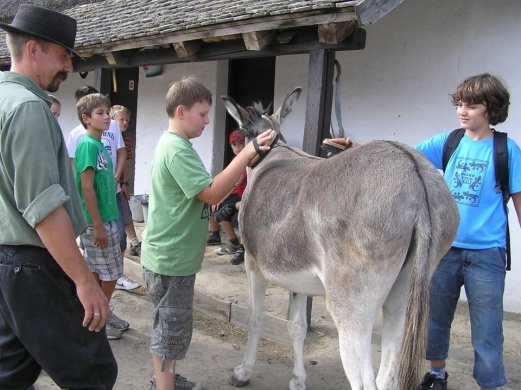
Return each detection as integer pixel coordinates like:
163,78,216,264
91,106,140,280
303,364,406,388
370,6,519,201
121,181,129,186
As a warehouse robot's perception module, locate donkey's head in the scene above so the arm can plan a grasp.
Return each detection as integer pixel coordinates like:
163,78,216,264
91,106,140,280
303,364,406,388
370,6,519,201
221,87,302,139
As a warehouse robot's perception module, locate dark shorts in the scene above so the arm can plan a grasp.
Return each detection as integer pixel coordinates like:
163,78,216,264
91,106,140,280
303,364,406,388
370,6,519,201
116,192,127,251
143,269,195,364
213,193,241,222
119,194,133,225
0,245,117,389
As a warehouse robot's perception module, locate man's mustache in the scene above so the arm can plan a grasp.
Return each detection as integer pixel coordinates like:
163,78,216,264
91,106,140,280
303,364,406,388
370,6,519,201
55,72,68,82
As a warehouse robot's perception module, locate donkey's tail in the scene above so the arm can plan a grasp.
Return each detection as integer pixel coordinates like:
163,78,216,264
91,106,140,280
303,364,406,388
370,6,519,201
398,180,437,390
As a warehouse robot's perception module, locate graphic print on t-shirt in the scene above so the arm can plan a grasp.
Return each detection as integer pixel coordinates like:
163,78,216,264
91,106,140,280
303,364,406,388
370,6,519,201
96,149,109,171
449,157,489,207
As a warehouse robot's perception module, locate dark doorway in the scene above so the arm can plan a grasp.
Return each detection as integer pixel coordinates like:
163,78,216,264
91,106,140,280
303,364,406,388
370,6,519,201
110,68,139,194
225,57,275,166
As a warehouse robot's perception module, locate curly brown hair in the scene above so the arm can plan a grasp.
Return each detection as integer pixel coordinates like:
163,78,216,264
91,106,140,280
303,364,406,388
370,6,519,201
451,73,510,126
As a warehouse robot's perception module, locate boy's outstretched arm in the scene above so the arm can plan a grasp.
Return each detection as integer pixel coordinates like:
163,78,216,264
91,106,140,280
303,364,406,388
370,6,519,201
197,129,274,205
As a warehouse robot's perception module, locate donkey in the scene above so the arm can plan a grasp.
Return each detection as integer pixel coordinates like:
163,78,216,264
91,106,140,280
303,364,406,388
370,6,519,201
221,87,459,390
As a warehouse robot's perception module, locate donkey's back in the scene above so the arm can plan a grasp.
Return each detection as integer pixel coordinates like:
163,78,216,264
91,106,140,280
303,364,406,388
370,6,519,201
242,140,455,289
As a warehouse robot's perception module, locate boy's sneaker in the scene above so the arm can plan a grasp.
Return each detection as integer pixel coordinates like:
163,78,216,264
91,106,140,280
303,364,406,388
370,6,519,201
215,242,241,255
230,245,245,265
206,232,221,245
108,312,130,331
150,374,203,390
106,324,122,340
418,372,448,390
115,275,141,290
128,238,141,256
213,203,237,222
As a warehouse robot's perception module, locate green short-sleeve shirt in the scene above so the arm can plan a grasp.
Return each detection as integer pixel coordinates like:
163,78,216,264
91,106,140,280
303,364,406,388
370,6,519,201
74,134,119,223
141,132,212,276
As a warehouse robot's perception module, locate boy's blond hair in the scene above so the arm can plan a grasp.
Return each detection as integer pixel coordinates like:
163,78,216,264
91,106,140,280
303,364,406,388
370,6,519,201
76,93,111,129
166,76,212,118
110,104,131,119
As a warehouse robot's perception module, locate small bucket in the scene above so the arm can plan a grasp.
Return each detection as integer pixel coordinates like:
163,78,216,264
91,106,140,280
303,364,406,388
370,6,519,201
129,194,148,222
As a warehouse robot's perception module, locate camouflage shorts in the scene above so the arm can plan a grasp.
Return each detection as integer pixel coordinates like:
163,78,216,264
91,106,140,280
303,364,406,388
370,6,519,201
143,270,195,364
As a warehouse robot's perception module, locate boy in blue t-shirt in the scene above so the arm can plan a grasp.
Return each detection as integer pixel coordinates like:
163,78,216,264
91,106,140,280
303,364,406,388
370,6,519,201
415,74,521,390
74,93,124,340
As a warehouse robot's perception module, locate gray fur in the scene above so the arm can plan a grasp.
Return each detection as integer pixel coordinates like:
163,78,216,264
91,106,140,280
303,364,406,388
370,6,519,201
222,88,459,390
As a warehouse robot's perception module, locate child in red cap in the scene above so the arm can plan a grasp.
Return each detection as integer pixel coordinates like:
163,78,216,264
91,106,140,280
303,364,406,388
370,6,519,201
207,130,246,263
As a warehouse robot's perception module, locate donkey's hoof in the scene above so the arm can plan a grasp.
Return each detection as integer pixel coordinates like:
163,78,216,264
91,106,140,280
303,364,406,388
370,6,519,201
229,374,250,387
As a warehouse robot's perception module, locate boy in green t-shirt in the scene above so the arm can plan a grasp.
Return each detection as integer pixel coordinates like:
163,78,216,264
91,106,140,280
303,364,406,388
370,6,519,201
74,94,124,340
141,77,274,390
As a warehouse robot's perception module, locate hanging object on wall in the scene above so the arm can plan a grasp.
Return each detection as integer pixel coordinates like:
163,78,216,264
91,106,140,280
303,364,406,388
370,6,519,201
143,64,163,78
112,69,117,93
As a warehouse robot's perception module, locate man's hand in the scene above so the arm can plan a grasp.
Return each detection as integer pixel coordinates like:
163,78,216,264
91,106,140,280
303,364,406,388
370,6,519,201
76,278,111,331
35,206,111,331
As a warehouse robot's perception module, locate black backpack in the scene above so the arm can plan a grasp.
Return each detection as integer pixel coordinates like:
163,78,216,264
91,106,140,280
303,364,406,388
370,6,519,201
442,128,511,270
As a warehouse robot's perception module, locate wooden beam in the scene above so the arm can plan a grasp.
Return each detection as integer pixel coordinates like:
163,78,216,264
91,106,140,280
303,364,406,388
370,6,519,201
302,49,335,157
103,52,126,66
355,0,405,25
202,34,242,43
243,31,276,51
173,40,202,58
318,21,356,44
75,8,358,56
73,27,366,72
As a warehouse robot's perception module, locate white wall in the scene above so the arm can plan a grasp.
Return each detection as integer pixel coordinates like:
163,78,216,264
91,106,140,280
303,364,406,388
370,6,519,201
49,0,521,312
335,0,521,313
132,61,226,194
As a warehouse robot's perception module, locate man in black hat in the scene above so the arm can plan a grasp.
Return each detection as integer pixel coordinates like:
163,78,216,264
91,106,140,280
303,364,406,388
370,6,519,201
0,5,118,389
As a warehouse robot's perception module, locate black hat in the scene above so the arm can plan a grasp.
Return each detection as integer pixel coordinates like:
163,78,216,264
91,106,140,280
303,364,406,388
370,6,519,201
0,4,84,60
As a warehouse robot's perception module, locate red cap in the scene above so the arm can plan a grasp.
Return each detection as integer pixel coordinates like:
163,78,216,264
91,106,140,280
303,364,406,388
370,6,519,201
229,130,245,144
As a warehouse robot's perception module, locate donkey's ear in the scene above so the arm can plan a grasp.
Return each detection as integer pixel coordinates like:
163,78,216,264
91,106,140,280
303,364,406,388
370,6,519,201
221,95,248,127
272,87,302,126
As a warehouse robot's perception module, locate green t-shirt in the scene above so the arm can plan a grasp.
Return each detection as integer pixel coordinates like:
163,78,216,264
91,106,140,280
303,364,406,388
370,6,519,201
74,134,119,223
141,132,213,276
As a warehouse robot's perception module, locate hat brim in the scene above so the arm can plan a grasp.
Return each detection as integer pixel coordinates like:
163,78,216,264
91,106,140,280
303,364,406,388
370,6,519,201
0,23,85,61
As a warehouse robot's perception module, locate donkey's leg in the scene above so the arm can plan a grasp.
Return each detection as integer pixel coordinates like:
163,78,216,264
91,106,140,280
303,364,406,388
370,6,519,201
325,258,404,390
327,289,380,390
229,263,268,387
375,259,412,390
287,293,309,390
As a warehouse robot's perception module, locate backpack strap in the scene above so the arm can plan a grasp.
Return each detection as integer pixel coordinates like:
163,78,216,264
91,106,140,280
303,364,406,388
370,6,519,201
442,128,465,172
493,130,511,270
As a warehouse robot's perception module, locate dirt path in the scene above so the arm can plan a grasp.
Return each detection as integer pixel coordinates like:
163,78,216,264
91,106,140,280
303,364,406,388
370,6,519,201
34,241,521,390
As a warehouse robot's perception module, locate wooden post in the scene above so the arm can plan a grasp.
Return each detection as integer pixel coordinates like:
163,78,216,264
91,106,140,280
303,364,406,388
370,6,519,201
289,49,336,331
302,49,336,156
93,68,112,95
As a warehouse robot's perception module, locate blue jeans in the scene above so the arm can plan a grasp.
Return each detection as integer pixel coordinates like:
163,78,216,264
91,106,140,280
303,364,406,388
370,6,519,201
426,247,507,388
0,245,117,389
116,192,127,252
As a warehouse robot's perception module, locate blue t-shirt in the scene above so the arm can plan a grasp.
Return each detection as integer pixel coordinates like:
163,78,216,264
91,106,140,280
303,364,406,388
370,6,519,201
415,131,521,249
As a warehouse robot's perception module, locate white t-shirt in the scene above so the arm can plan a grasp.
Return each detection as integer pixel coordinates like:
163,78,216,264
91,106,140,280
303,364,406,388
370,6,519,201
67,119,125,192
